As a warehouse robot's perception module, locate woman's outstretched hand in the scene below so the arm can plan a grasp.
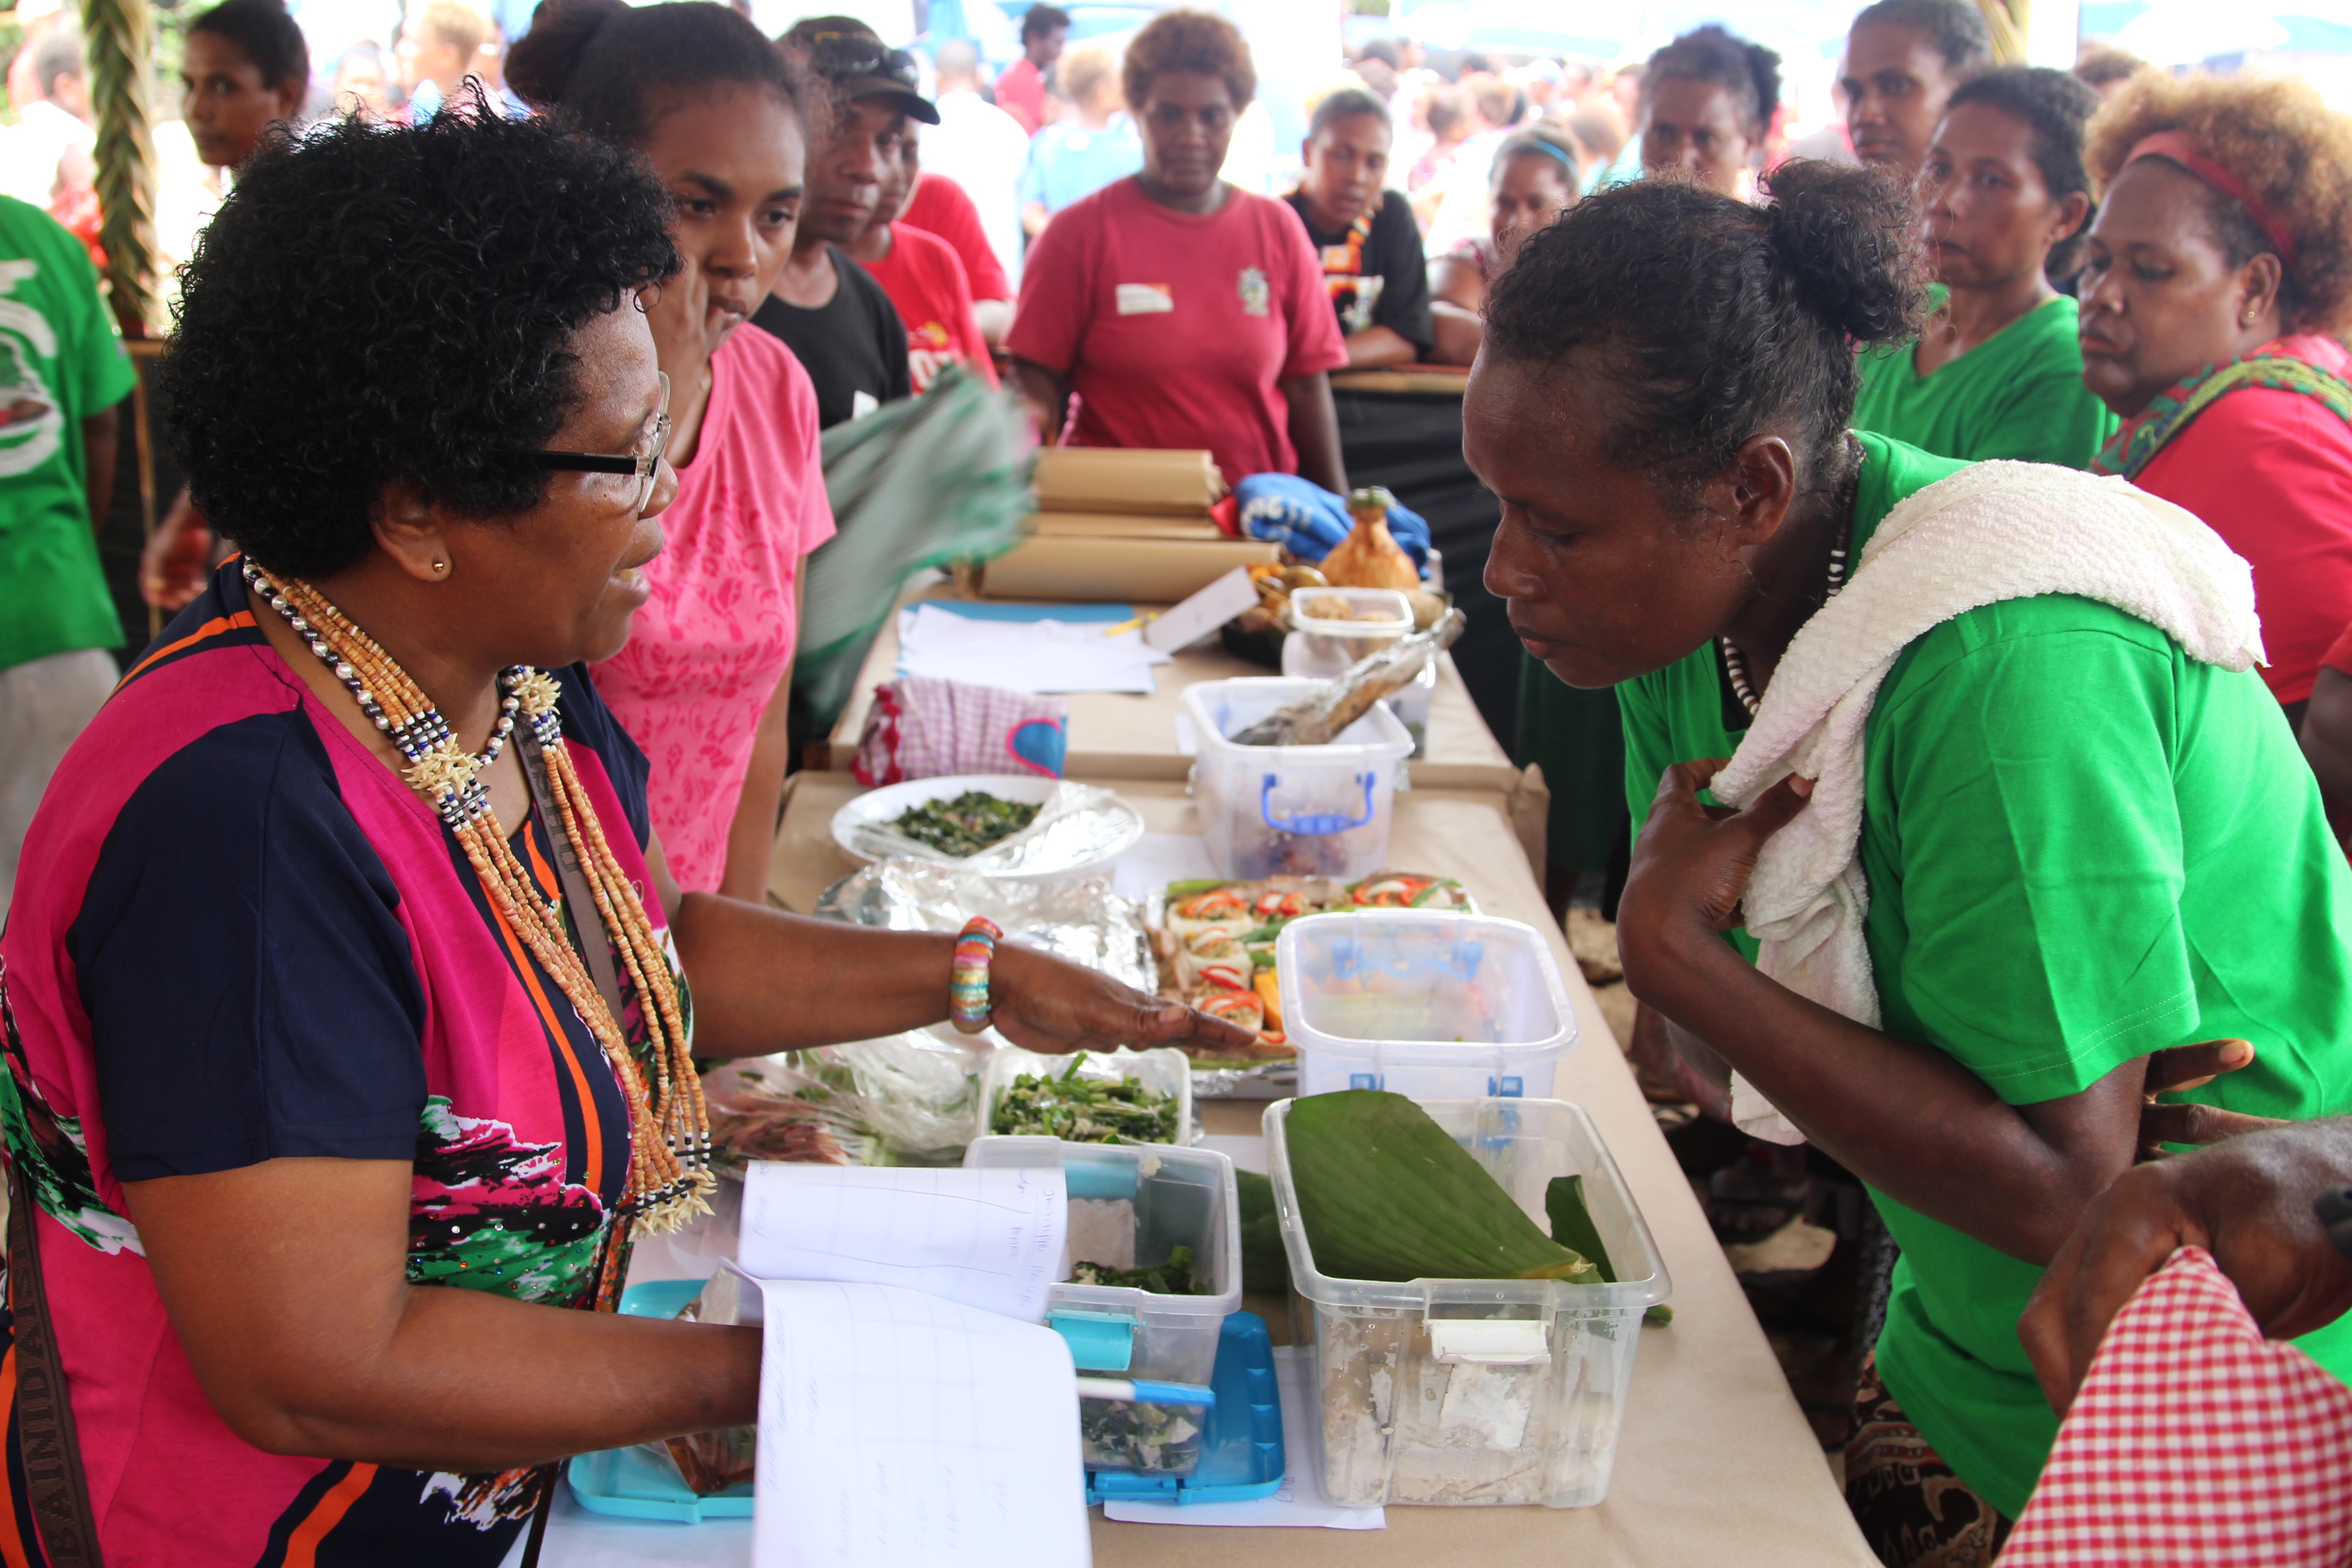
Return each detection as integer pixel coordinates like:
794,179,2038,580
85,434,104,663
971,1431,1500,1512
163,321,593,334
1616,760,1813,992
2020,1117,2352,1417
987,942,1261,1058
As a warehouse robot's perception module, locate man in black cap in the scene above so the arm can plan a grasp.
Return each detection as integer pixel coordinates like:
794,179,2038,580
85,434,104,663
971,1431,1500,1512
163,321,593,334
753,21,941,428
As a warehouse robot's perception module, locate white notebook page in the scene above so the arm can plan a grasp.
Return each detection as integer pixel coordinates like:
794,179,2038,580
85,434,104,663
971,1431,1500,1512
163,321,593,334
751,1279,1090,1568
737,1163,1067,1324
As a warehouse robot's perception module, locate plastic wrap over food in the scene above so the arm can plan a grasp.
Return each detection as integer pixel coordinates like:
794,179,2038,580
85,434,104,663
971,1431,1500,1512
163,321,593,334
815,858,1156,993
702,1056,881,1174
837,781,1141,877
804,1030,985,1158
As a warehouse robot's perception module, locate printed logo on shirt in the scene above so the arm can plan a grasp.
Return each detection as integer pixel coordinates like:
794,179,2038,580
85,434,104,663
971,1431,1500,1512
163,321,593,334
909,319,955,395
0,257,63,476
1238,267,1271,318
1115,282,1174,315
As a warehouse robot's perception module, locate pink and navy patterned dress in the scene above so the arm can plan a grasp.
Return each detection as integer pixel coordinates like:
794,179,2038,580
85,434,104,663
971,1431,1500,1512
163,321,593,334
0,559,683,1565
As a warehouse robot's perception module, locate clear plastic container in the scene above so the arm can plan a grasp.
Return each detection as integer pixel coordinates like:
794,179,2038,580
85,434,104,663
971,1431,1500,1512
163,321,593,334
1286,587,1414,664
1264,1097,1671,1509
1181,677,1415,881
1276,909,1579,1102
1280,623,1437,757
966,1134,1242,1477
977,1045,1194,1147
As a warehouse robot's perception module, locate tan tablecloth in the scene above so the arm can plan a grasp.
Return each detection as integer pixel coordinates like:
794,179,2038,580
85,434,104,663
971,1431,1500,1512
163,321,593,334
819,585,1521,794
769,774,1875,1568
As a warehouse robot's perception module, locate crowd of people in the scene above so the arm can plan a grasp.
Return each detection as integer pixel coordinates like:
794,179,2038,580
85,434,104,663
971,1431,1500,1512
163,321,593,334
8,0,2352,1563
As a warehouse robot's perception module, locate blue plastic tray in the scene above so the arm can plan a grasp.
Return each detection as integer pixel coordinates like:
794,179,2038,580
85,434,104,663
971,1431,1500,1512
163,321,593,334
1085,1311,1284,1505
566,1280,754,1522
569,1288,1284,1520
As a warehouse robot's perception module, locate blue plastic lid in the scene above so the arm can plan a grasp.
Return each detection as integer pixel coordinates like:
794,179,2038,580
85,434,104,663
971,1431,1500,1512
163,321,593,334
1085,1312,1284,1505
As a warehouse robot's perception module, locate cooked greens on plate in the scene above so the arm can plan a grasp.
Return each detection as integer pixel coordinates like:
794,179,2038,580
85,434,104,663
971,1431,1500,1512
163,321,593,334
887,789,1041,857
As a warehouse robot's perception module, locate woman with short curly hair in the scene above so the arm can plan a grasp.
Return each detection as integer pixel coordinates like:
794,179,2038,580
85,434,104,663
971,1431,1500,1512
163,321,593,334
1007,8,1348,491
2079,71,2352,719
1853,67,2118,468
0,109,1241,1565
1477,159,2352,1562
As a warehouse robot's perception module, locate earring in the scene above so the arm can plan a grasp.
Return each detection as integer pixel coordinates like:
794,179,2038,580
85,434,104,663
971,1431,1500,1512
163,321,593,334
431,559,448,575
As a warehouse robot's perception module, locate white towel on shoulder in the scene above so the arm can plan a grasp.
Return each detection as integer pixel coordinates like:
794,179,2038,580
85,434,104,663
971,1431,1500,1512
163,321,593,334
1707,459,2266,1145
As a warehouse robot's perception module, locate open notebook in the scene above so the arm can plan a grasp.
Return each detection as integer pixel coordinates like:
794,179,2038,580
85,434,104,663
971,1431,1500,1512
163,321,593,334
726,1163,1092,1568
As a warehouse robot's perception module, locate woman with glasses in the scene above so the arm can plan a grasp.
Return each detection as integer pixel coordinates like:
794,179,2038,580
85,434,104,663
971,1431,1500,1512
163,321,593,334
508,0,836,901
0,109,1247,1567
1007,9,1348,493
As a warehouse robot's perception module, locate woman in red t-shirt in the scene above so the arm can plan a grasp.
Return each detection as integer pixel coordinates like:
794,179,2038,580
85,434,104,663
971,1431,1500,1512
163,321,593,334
2078,71,2352,724
1005,10,1348,491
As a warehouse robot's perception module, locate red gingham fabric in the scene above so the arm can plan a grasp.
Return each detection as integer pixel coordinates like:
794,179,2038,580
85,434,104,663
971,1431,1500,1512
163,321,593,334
2002,1246,2352,1567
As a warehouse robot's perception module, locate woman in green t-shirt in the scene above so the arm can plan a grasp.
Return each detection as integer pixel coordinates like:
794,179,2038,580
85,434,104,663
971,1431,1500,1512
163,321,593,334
1852,67,2118,467
1473,162,2352,1563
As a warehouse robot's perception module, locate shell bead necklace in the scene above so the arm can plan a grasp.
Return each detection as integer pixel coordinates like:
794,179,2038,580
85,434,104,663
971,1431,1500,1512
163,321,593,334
1720,442,1862,717
244,559,713,1238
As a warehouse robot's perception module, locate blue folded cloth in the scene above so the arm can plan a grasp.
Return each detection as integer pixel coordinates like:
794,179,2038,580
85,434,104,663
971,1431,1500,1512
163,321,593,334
1233,474,1431,566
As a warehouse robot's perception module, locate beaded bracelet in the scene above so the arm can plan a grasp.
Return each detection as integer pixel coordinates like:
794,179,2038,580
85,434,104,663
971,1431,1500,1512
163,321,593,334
949,915,1004,1034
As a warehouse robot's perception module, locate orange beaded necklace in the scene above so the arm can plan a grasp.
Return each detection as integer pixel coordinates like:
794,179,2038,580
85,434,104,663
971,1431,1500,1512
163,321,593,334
245,560,714,1239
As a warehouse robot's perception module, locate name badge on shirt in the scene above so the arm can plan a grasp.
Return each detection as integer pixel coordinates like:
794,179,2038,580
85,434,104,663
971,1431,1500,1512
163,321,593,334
1115,283,1174,315
1238,267,1271,317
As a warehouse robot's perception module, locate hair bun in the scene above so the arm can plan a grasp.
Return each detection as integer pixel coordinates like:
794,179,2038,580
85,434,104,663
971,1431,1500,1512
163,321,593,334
1759,159,1922,347
505,0,630,109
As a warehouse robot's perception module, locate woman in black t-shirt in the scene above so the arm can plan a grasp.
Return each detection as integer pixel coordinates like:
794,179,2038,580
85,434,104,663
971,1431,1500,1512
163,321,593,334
1283,87,1434,368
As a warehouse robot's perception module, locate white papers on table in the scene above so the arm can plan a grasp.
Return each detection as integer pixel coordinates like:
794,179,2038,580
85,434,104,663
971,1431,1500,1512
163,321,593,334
1100,1348,1385,1531
751,1278,1092,1568
738,1163,1067,1324
896,603,1172,696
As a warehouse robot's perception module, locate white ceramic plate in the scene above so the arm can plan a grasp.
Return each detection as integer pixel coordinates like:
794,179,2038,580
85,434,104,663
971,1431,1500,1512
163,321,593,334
830,774,1145,881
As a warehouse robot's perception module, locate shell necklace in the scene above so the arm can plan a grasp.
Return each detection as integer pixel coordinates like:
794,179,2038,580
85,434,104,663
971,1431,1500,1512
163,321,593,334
244,560,713,1239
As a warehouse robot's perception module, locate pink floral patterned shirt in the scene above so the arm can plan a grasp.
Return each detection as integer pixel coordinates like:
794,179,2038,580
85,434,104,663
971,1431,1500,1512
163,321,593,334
591,325,834,891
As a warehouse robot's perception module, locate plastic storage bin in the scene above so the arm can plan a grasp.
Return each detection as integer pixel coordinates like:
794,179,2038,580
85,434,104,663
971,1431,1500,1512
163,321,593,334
1277,909,1578,1102
1181,677,1415,881
966,1134,1242,1477
1279,588,1436,754
1264,1097,1671,1509
977,1044,1194,1147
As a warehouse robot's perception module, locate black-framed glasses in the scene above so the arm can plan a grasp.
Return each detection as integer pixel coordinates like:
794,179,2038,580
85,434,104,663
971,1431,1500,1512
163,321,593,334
527,372,670,513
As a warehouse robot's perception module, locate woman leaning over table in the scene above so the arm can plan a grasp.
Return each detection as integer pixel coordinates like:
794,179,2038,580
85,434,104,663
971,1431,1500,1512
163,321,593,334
1006,8,1348,493
1475,162,2352,1564
2079,70,2352,724
1852,67,2117,468
0,110,1247,1568
506,0,832,903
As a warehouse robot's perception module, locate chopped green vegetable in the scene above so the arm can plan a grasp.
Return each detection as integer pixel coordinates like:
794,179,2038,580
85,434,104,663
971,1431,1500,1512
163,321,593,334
1644,1305,1674,1328
1288,1090,1596,1282
889,789,1041,856
1544,1175,1618,1284
1072,1244,1205,1294
990,1057,1179,1144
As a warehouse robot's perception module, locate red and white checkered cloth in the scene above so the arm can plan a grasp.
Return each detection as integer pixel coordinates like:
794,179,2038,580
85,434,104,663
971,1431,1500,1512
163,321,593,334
2002,1246,2352,1567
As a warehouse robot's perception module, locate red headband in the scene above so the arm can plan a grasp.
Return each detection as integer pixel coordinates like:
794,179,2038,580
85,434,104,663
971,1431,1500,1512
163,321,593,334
2124,129,2298,269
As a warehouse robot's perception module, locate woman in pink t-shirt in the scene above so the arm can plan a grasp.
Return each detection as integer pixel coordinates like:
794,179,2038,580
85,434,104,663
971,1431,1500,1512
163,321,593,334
512,0,835,898
1006,10,1348,492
